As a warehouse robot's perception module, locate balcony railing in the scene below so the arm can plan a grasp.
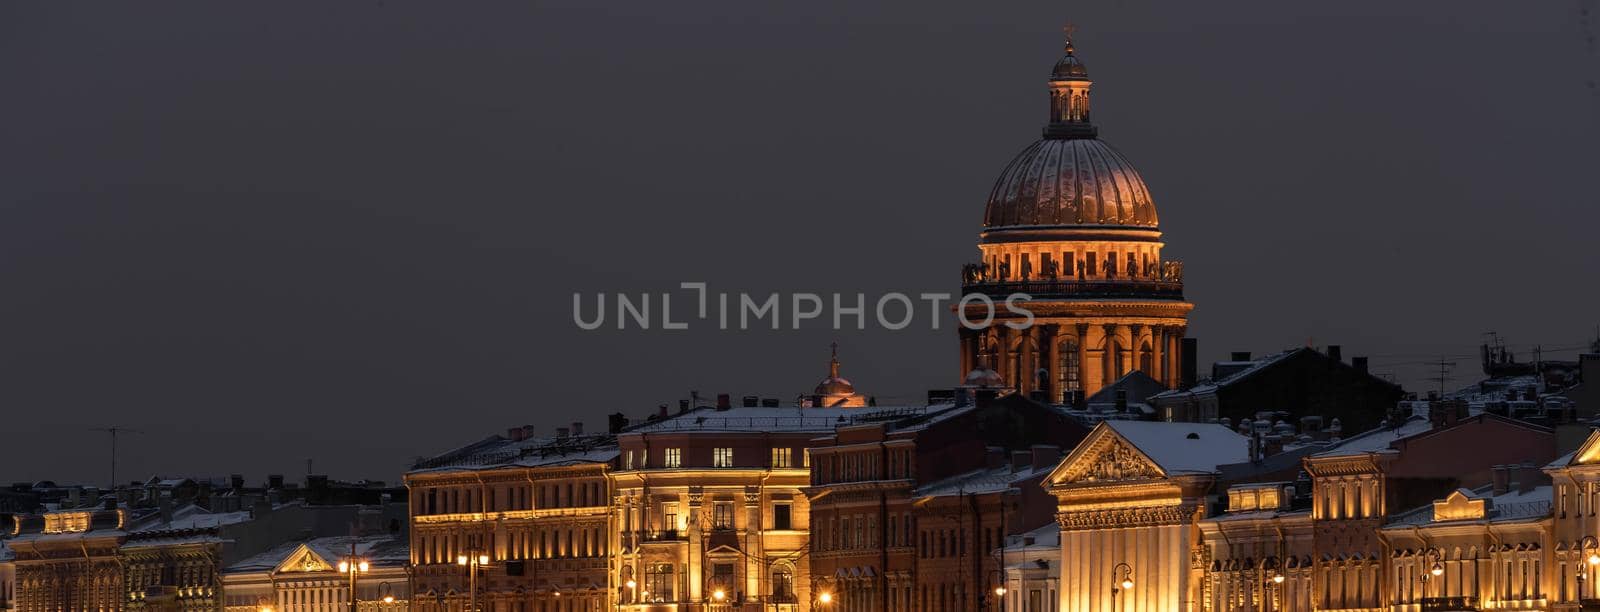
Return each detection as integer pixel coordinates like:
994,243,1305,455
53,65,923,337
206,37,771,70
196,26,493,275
962,278,1185,300
1420,596,1479,612
634,529,687,543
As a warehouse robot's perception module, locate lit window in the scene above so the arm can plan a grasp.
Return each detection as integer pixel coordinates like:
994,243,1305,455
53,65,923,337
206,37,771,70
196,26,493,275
772,447,792,468
662,502,680,532
714,448,733,468
623,450,633,470
803,448,811,468
665,448,681,468
713,502,734,529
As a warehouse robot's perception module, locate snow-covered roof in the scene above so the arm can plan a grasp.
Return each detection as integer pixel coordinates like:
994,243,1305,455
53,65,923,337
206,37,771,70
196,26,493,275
130,505,252,533
913,463,1052,498
1310,416,1434,459
224,534,409,574
0,540,14,562
410,433,619,473
1106,420,1249,475
1386,483,1552,527
624,405,873,435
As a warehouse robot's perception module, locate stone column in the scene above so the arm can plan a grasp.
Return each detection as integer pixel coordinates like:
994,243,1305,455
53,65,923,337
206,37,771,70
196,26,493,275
1152,326,1167,386
959,327,976,381
1102,324,1119,389
1045,324,1061,403
1130,324,1145,376
687,490,704,603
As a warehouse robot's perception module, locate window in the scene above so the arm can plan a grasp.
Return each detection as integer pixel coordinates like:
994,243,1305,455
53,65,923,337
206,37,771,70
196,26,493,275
1086,252,1097,277
662,502,680,533
623,450,633,470
773,503,792,531
713,502,734,530
803,448,811,467
772,447,792,468
714,447,733,468
665,448,682,468
773,567,795,599
644,563,674,602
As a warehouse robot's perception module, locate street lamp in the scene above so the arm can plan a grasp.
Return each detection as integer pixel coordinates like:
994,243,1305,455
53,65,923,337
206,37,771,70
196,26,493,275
377,582,396,607
339,541,370,612
818,591,834,606
457,550,491,612
1112,563,1133,612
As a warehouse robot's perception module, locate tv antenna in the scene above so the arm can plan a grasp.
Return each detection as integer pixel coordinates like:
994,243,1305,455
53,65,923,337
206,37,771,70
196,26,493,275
1426,357,1458,399
88,426,145,490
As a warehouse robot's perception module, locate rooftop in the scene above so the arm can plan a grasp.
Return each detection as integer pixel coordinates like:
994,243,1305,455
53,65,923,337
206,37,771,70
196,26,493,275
1105,420,1250,475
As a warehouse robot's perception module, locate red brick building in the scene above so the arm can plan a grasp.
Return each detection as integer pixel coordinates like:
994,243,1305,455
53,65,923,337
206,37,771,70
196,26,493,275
805,394,1085,612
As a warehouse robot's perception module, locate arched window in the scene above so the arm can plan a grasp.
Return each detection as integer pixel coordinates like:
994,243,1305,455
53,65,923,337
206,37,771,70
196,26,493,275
773,566,795,601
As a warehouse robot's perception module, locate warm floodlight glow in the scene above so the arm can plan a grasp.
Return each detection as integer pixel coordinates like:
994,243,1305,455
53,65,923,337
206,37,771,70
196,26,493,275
457,555,468,566
818,592,833,604
995,586,1007,596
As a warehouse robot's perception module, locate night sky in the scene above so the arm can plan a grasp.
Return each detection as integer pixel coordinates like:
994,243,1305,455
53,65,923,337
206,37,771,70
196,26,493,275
3,1,1596,485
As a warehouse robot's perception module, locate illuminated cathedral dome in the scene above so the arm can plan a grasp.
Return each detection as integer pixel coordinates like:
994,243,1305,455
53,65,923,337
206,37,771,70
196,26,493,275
982,29,1158,231
983,139,1158,228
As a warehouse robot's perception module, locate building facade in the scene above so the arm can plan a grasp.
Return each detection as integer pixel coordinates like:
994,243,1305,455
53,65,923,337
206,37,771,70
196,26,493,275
221,535,411,612
957,32,1192,405
805,394,1082,612
610,404,831,612
405,426,617,612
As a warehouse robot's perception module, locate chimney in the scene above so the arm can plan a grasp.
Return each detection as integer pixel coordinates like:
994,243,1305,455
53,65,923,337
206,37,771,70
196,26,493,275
742,395,759,408
230,474,245,491
1010,451,1032,473
658,404,670,419
1516,463,1544,493
608,413,629,434
1181,338,1199,389
1115,389,1128,413
1327,345,1342,363
1031,445,1062,471
267,474,284,489
571,422,584,436
1263,435,1285,457
508,427,526,441
678,399,691,414
158,493,173,523
1353,356,1369,376
556,427,569,438
1491,465,1511,496
1231,351,1252,362
761,398,781,408
716,394,732,411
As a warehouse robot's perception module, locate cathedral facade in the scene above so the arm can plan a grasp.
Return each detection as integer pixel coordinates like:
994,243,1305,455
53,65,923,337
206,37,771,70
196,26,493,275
959,32,1192,405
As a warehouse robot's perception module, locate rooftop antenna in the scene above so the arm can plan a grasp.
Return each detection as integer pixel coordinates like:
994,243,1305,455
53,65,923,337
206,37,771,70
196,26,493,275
88,426,145,489
1426,356,1457,399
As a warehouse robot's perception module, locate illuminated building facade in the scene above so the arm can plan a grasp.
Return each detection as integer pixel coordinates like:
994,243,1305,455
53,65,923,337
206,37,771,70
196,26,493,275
1043,402,1579,612
609,403,830,612
221,535,411,612
7,507,127,612
804,394,1080,612
404,426,617,612
958,32,1192,405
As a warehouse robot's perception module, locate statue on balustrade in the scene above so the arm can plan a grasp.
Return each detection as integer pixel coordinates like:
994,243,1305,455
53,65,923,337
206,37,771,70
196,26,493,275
1044,258,1059,280
1020,258,1033,280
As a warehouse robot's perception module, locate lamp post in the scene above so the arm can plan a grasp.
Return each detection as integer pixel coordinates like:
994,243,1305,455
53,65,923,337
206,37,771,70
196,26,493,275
1419,547,1443,601
377,582,396,608
989,569,1008,612
1581,536,1600,602
457,549,490,612
1262,561,1284,612
338,541,370,612
1112,563,1133,612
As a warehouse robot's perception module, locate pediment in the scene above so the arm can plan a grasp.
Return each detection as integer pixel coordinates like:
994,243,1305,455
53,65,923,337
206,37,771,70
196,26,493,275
1573,430,1600,466
1047,423,1166,486
274,544,334,574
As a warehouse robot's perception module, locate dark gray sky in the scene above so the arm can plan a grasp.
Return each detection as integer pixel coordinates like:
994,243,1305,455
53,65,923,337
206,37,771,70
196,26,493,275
3,1,1597,486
